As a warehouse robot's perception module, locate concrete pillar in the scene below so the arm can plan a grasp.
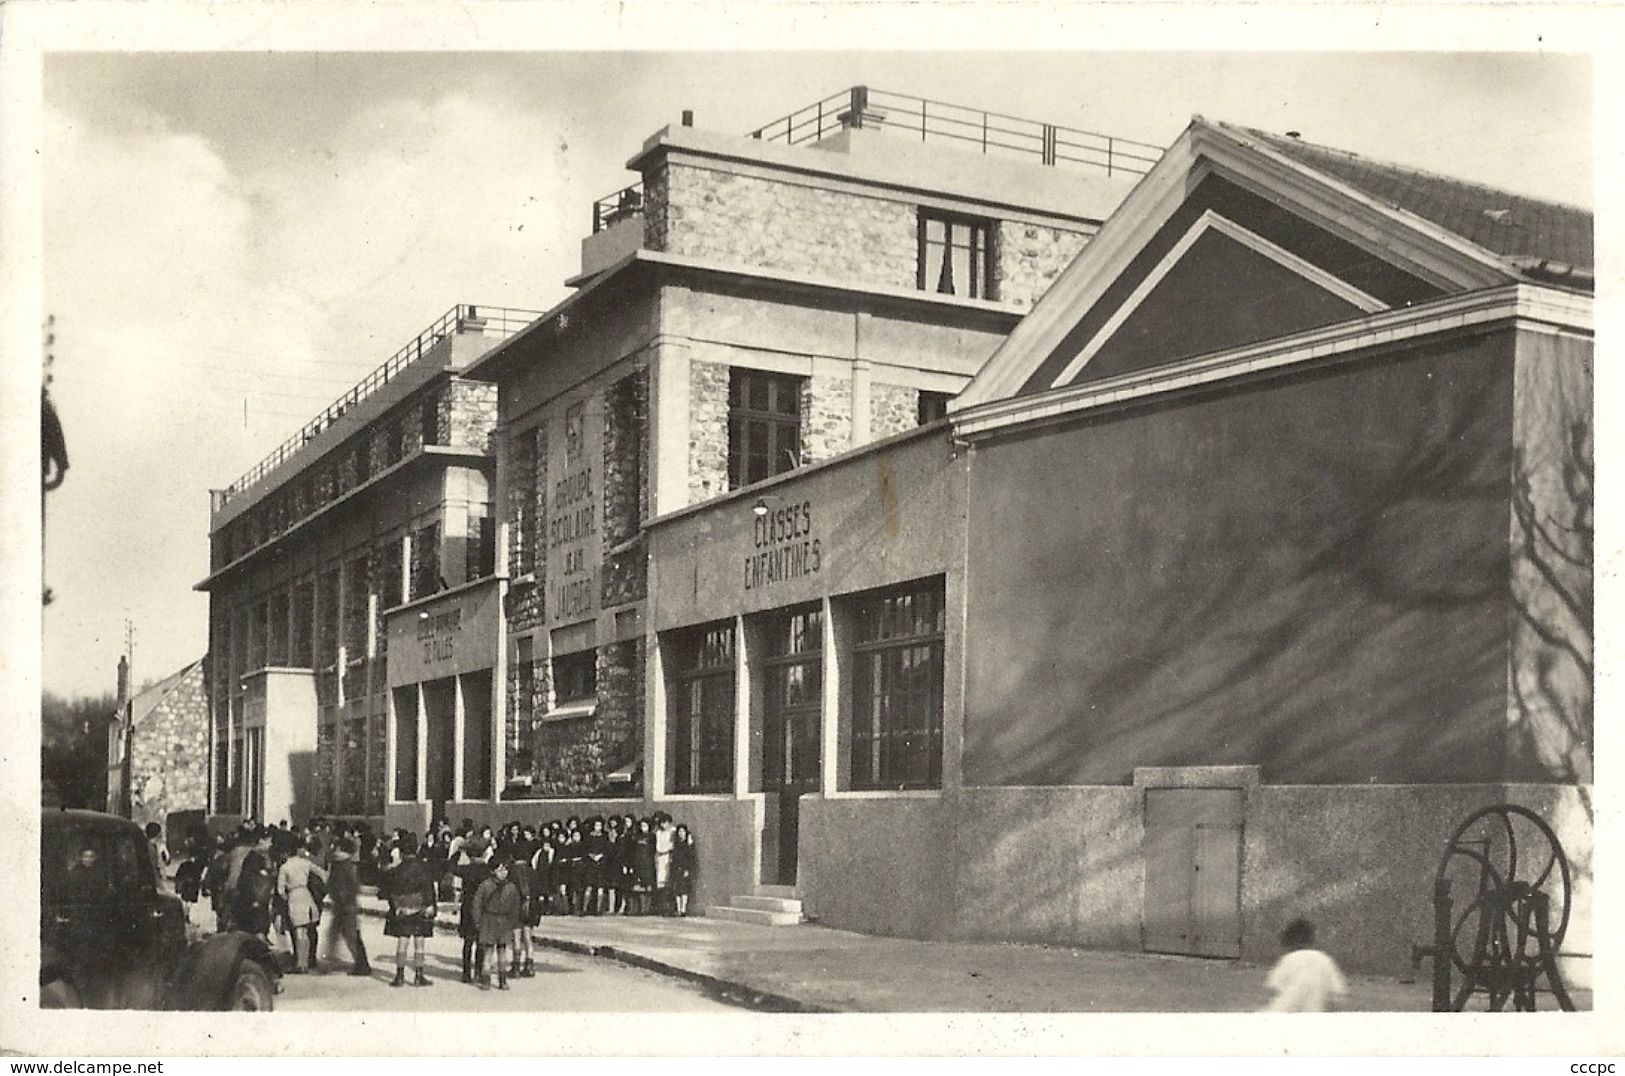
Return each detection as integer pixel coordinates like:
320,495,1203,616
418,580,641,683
384,687,398,803
820,596,839,796
850,357,872,450
650,341,692,518
733,614,751,797
415,682,428,803
452,672,467,803
648,633,668,800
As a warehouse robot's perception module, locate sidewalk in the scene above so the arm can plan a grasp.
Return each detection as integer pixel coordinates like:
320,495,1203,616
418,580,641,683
356,890,1444,1012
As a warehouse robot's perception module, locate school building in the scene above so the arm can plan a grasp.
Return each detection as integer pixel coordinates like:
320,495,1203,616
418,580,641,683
196,305,538,827
201,88,1591,977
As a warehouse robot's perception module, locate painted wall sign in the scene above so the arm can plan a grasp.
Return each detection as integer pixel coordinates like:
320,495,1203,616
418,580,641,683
548,399,600,626
745,499,823,590
387,580,501,685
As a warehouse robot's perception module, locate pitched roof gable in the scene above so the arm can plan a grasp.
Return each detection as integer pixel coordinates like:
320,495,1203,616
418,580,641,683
128,658,204,730
956,117,1588,411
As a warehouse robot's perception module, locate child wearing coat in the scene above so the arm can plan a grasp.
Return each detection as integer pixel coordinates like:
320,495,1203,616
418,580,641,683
672,824,697,916
472,858,524,991
455,841,493,984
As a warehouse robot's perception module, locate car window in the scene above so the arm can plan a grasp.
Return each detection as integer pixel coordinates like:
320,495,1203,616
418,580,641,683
43,823,114,904
114,830,157,894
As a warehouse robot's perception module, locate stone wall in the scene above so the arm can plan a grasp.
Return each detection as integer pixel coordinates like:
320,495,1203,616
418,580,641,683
340,717,368,813
870,381,920,440
656,162,918,291
505,641,552,788
366,712,387,814
800,376,852,466
689,360,730,501
529,639,644,796
127,662,211,833
603,369,649,547
995,220,1094,310
316,721,337,815
446,379,499,452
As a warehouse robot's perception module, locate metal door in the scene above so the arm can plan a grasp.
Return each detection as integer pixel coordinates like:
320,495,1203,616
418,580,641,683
1142,787,1243,958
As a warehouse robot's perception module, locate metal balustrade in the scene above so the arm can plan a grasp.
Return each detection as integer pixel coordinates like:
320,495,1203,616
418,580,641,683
215,303,540,510
590,85,1163,233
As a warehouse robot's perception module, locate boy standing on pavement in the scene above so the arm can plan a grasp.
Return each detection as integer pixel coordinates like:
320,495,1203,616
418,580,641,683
323,837,372,976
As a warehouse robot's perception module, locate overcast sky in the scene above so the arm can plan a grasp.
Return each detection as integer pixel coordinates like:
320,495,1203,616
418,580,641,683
34,45,1594,699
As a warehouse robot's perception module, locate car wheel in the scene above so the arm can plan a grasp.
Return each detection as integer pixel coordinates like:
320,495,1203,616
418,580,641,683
40,975,81,1009
224,963,274,1011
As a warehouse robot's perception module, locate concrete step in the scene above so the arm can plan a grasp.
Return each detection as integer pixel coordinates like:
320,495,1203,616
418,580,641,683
755,884,800,899
732,895,803,915
707,904,804,927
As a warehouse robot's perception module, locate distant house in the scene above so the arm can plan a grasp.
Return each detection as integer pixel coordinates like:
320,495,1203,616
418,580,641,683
106,656,210,836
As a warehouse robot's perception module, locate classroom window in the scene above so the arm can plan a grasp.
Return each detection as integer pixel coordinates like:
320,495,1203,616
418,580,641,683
851,578,945,790
553,648,598,704
728,369,803,490
917,211,993,299
669,622,736,794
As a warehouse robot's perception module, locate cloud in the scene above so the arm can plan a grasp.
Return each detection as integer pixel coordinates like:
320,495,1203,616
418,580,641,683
41,83,579,697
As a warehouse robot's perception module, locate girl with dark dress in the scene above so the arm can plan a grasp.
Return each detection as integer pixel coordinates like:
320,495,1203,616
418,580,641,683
618,815,638,914
582,817,610,915
455,841,492,984
603,818,623,915
533,830,556,916
672,824,697,916
630,818,657,915
382,834,436,988
508,848,538,978
559,828,583,916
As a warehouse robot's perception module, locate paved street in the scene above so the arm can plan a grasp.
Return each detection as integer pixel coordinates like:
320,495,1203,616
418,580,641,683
275,915,737,1012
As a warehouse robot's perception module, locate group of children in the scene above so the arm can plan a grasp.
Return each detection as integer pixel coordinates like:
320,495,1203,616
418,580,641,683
380,813,699,990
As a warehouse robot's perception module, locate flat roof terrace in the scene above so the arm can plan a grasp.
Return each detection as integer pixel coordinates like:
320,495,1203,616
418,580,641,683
589,85,1165,234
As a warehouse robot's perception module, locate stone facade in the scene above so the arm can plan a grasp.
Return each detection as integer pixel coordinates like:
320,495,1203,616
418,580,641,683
124,660,210,833
801,376,853,466
505,641,552,788
995,220,1095,310
870,381,920,440
529,639,644,796
656,162,918,292
446,379,499,452
689,360,731,501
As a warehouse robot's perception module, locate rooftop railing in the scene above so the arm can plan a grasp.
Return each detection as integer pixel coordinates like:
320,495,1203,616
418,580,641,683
215,303,540,510
590,85,1164,232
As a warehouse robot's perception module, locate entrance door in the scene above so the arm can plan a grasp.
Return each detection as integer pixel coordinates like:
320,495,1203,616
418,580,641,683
1142,787,1243,958
762,607,823,885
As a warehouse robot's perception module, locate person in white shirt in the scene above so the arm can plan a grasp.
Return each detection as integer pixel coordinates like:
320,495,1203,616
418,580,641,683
1264,918,1348,1011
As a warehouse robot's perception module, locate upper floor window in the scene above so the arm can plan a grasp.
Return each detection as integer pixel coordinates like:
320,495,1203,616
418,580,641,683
917,391,951,425
728,369,803,490
918,211,993,299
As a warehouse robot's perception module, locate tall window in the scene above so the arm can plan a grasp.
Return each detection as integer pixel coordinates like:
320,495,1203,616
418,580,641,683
763,605,823,788
851,578,945,790
670,623,736,793
728,369,802,490
420,393,440,448
918,211,993,299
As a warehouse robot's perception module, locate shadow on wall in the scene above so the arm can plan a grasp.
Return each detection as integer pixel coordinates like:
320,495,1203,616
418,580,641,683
288,749,318,826
970,359,1515,786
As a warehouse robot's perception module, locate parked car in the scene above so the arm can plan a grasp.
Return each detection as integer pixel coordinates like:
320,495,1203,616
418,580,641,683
40,809,280,1010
